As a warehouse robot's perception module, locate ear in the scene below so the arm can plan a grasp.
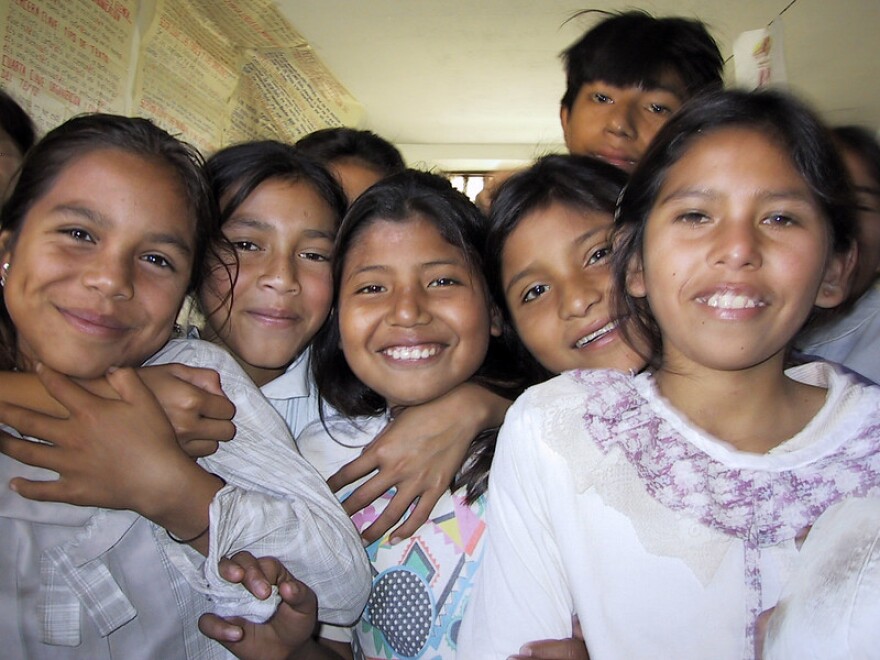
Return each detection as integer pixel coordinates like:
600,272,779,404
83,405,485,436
0,229,13,262
625,254,647,299
489,304,503,338
814,242,857,309
559,105,571,147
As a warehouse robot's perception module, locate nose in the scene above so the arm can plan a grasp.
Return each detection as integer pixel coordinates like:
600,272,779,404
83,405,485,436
711,220,762,270
604,99,636,138
387,285,431,327
559,275,602,320
259,252,301,294
82,254,134,300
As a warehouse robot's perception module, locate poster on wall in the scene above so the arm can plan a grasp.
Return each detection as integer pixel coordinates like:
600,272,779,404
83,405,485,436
0,0,137,134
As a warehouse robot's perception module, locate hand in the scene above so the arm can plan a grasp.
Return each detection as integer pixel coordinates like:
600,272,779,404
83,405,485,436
475,168,518,216
198,552,327,660
328,383,511,544
510,616,589,660
0,363,214,527
138,363,236,458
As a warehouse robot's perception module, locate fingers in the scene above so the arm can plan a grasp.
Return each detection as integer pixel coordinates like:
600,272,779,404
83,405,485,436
221,551,286,600
180,439,220,459
327,453,376,493
34,362,97,411
167,363,226,397
517,637,590,660
383,488,440,544
198,613,245,644
0,429,59,470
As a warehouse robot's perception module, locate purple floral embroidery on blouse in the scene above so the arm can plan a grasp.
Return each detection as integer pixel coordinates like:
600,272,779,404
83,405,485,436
571,368,880,657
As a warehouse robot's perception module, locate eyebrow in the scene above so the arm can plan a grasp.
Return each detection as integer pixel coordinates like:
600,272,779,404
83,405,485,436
55,203,193,255
655,188,815,206
225,216,335,240
504,225,608,295
344,257,467,281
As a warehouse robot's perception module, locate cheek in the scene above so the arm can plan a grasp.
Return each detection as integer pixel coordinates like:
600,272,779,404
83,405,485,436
301,269,334,319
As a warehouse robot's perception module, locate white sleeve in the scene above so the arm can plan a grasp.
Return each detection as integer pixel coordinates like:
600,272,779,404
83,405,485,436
458,394,574,659
150,340,371,626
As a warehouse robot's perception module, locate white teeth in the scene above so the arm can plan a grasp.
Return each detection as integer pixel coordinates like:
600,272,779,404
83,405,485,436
383,345,439,361
575,321,618,348
702,291,765,309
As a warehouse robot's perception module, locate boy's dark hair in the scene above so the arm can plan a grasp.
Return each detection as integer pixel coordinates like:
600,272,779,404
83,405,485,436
295,127,405,178
0,89,36,155
312,169,524,502
833,125,880,199
560,10,724,110
486,154,627,384
0,113,219,370
611,89,857,369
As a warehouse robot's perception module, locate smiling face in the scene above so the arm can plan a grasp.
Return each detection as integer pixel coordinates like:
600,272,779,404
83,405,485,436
1,148,196,378
560,77,685,172
199,178,336,386
338,215,498,409
628,127,848,375
501,201,645,374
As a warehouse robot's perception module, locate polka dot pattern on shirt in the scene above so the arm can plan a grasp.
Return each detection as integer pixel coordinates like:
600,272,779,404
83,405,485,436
366,568,433,657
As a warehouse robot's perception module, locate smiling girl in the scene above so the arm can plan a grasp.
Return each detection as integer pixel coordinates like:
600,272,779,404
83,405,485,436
0,115,368,657
460,90,880,659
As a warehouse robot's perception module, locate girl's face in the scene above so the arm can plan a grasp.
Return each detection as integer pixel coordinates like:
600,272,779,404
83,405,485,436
501,201,645,374
628,127,848,375
338,215,499,409
200,179,336,387
0,148,196,378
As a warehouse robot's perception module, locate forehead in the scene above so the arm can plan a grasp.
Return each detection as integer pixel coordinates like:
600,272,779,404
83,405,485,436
34,148,196,242
345,214,466,267
507,202,612,250
585,67,688,100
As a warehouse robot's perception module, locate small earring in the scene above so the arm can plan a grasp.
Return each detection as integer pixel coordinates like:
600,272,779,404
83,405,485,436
0,262,8,288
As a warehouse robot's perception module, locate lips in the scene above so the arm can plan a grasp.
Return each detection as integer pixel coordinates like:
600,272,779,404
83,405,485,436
592,151,637,171
246,308,301,325
380,343,442,361
696,290,767,310
59,306,130,337
574,320,619,349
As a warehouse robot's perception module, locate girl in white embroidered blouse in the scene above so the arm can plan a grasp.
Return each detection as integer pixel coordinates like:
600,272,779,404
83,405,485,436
460,89,880,660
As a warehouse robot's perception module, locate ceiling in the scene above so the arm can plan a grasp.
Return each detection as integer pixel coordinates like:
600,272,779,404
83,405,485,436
276,0,880,172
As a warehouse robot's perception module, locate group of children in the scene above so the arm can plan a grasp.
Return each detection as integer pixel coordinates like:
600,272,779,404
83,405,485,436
0,8,878,660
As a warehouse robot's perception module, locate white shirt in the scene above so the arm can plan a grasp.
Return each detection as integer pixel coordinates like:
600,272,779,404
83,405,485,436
797,282,880,384
260,348,325,440
0,339,370,659
459,363,880,660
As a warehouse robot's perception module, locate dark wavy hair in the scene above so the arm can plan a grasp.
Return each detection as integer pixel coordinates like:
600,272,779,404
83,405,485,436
0,113,218,370
486,154,627,384
312,169,524,502
200,140,346,325
0,88,36,155
560,10,723,110
611,89,857,369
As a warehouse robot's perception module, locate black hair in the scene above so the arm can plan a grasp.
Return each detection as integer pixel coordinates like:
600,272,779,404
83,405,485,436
200,140,346,322
295,127,405,178
560,10,723,110
486,154,627,384
0,88,36,155
0,113,218,370
312,169,524,502
611,89,857,369
833,126,880,192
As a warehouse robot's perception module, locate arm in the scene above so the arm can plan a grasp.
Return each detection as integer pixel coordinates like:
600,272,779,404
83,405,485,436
157,340,371,626
0,364,224,555
0,364,236,458
327,381,511,543
198,552,349,660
